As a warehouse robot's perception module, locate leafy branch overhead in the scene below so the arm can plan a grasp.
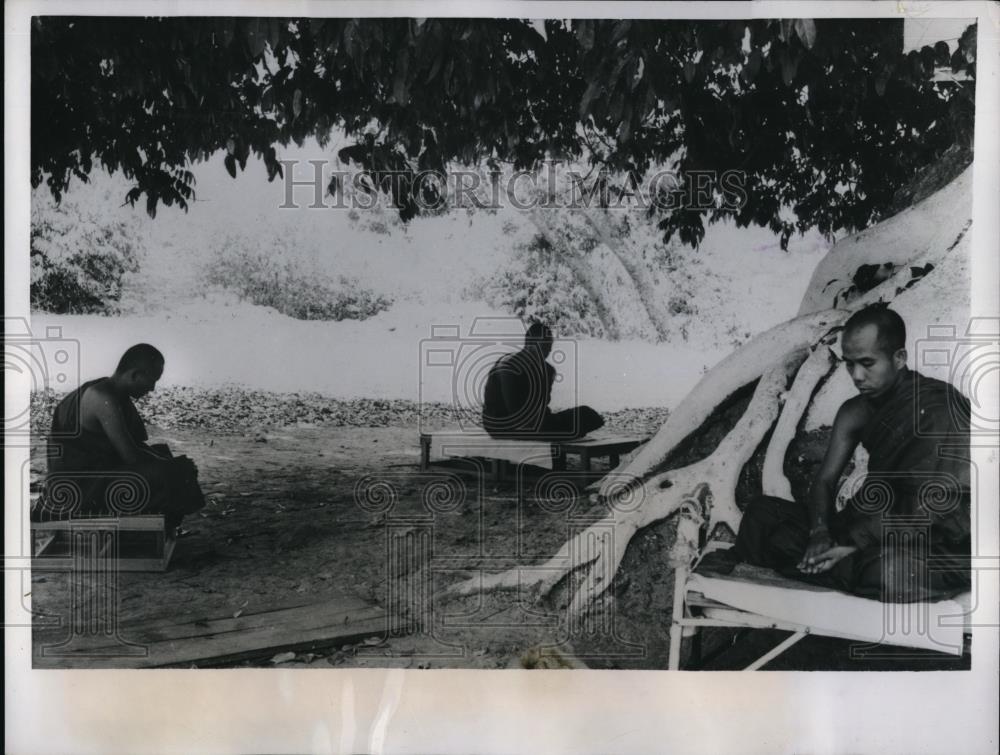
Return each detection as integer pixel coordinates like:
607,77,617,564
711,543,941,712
32,18,975,241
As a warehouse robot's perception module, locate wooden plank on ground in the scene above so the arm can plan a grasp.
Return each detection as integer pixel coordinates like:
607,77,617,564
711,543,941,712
33,595,412,669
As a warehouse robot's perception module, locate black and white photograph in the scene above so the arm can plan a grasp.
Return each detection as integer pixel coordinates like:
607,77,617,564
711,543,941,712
6,1,999,753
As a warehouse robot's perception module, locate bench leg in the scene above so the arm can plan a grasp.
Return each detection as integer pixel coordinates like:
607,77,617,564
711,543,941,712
419,436,431,470
743,630,808,671
689,626,703,667
581,450,591,472
491,458,506,483
551,445,567,472
33,532,57,558
668,563,689,670
609,453,620,468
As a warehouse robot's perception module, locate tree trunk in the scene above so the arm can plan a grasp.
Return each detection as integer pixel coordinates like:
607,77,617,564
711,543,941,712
525,208,623,340
580,207,675,342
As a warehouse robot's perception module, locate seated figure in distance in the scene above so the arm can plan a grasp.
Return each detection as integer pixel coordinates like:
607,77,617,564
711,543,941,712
481,322,604,441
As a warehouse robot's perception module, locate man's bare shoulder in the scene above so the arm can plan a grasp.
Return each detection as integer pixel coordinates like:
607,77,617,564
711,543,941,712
834,394,873,431
79,380,117,414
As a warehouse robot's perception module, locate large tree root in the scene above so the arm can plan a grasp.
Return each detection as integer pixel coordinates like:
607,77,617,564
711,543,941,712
594,309,843,500
447,350,806,609
761,344,837,500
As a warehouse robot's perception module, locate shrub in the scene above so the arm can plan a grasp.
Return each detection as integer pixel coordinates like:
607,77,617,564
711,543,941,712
468,234,605,337
31,192,143,314
205,235,393,321
345,203,400,235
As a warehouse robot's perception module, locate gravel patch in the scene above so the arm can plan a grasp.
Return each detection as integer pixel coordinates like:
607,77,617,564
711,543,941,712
30,386,668,437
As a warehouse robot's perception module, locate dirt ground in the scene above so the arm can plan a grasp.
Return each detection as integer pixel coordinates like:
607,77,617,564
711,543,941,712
27,423,970,671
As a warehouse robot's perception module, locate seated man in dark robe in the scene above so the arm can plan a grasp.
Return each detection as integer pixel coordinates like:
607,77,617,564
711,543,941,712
37,343,205,531
481,322,604,441
731,306,970,603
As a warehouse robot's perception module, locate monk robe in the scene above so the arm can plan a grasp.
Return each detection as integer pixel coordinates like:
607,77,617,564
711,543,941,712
481,350,604,441
733,370,971,602
37,378,205,527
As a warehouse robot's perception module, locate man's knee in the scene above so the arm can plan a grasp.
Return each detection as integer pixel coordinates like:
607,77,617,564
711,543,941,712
580,405,604,428
150,442,172,457
733,495,804,566
173,455,199,477
741,495,798,526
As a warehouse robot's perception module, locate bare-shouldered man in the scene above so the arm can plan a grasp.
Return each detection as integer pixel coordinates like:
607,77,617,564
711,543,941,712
731,306,971,603
481,322,604,441
39,343,205,531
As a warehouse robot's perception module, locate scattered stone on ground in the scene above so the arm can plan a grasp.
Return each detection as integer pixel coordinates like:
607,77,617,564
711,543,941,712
30,386,670,437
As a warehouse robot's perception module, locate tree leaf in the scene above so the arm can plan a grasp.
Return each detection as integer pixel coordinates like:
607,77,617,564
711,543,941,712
426,55,442,83
781,51,798,86
248,30,266,59
794,19,817,50
610,20,632,45
224,153,237,178
528,19,546,42
579,79,602,118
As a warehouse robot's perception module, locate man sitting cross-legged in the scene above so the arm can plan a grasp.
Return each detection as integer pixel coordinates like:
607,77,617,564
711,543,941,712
481,322,604,441
36,343,205,532
729,305,971,603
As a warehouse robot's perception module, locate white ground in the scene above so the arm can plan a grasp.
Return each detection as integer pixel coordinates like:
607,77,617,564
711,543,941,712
31,156,830,412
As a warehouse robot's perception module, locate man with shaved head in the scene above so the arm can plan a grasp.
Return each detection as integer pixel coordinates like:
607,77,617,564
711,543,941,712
39,344,205,530
482,322,604,441
729,305,971,603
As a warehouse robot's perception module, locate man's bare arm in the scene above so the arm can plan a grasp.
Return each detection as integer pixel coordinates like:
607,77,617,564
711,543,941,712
798,397,870,571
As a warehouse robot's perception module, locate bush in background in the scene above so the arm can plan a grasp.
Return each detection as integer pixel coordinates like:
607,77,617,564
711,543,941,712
468,234,605,337
205,234,393,321
31,191,143,314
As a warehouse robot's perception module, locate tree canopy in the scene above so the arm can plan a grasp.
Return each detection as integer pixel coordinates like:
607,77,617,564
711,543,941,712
32,17,975,245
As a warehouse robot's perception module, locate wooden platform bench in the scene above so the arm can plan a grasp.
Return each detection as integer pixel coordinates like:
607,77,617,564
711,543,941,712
420,431,648,480
31,514,177,572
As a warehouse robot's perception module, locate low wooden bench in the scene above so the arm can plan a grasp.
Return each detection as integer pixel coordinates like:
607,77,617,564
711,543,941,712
32,514,177,572
420,431,648,480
